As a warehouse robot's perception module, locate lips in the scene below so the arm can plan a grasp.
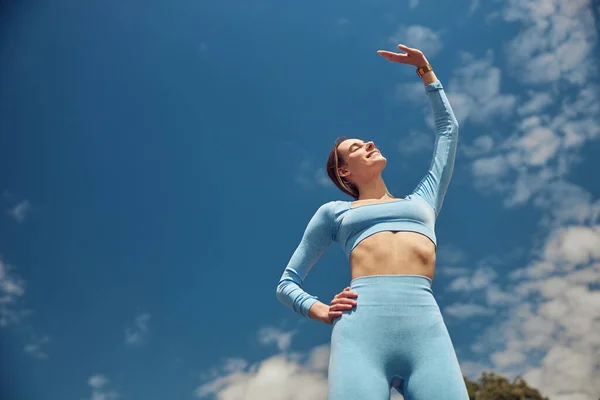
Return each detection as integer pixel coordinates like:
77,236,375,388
367,150,380,158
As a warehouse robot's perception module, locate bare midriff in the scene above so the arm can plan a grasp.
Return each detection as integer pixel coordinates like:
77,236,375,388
349,231,436,280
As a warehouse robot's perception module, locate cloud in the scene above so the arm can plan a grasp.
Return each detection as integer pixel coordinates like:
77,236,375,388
397,130,434,156
7,200,30,222
444,303,495,319
195,344,330,400
448,266,497,291
257,327,296,352
408,0,419,10
502,0,599,85
388,25,443,58
447,51,517,125
468,0,480,15
24,335,50,359
0,257,28,327
125,313,151,346
295,160,334,191
464,189,600,400
197,329,407,399
517,91,554,117
87,374,120,400
466,83,600,207
395,81,427,105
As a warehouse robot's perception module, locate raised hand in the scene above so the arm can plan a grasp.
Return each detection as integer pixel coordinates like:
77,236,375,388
377,44,429,67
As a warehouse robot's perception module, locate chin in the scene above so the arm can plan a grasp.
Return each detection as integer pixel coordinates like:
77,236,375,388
371,158,387,172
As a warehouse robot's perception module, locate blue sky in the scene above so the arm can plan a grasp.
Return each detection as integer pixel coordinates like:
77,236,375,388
1,0,599,399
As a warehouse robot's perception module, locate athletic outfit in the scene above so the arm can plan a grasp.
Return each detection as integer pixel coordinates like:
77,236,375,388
276,80,468,399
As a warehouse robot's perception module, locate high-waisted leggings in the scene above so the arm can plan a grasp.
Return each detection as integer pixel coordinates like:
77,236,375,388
328,275,469,400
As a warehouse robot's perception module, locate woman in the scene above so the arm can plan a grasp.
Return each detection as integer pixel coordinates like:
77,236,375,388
276,44,468,400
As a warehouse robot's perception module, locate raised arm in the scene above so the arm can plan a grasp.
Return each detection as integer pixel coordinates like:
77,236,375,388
378,44,459,217
276,202,335,318
413,80,459,216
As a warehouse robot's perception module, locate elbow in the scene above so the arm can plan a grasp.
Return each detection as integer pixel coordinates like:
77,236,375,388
275,281,284,301
275,279,288,304
452,117,459,133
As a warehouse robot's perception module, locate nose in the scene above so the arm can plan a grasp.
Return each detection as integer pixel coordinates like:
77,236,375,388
366,141,375,151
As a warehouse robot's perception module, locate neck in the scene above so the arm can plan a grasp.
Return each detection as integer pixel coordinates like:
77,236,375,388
356,175,394,200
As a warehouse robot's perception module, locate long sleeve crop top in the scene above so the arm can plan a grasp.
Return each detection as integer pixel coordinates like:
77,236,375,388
276,80,459,317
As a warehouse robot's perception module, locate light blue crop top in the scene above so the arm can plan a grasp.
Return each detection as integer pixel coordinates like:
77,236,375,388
276,80,459,317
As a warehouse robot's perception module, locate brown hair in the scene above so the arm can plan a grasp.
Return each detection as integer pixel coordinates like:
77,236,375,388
326,136,359,200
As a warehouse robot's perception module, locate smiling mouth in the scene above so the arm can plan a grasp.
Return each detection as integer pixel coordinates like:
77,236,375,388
367,151,380,159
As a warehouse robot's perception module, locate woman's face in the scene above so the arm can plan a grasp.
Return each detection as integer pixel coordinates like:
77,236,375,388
336,139,387,182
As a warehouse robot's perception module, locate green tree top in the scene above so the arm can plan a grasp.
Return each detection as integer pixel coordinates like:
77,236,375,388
465,371,549,400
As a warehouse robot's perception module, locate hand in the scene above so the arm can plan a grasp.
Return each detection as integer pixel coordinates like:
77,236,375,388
377,44,429,67
327,286,358,323
308,287,359,325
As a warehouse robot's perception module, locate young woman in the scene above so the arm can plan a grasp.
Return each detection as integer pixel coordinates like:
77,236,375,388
276,44,468,400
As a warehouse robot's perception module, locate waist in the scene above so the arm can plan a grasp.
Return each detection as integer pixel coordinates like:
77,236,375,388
343,220,437,258
349,274,437,306
349,232,436,279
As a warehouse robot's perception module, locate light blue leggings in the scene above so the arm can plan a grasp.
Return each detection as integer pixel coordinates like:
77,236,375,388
328,275,469,400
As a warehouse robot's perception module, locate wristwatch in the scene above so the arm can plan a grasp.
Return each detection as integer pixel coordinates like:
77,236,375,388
416,64,433,78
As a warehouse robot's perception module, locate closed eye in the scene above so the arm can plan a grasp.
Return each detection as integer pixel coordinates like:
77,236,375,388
349,142,366,153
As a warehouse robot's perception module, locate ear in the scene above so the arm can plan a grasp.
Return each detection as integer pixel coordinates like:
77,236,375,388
338,166,351,179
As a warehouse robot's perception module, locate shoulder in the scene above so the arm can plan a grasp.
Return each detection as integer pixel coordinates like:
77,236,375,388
309,201,348,225
317,200,347,215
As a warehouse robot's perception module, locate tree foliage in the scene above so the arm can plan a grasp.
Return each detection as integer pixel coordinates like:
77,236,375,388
464,372,549,400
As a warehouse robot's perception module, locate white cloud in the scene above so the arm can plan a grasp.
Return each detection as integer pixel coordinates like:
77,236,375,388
0,257,27,327
543,226,600,266
502,0,599,85
8,200,30,222
468,0,480,15
472,155,509,180
125,313,151,346
395,82,428,111
518,91,554,116
447,51,517,125
448,266,497,291
89,375,109,389
197,332,409,399
295,160,334,191
257,327,296,352
444,303,495,319
533,180,600,229
195,344,330,400
466,83,600,206
464,189,600,400
408,0,419,9
436,245,466,266
388,25,443,58
87,374,120,400
461,135,495,158
397,130,434,157
24,335,50,359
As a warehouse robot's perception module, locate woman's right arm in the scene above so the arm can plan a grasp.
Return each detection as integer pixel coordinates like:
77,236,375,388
276,203,335,319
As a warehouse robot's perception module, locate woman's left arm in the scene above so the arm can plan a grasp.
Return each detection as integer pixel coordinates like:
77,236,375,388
378,45,459,217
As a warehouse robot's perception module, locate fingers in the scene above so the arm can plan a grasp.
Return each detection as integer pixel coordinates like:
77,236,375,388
397,44,411,53
377,50,409,63
330,296,357,314
330,287,358,320
331,297,357,306
334,289,358,299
